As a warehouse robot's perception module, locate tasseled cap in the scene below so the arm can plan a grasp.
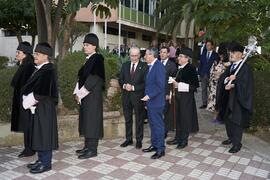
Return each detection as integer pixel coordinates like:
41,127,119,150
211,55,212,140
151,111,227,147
83,33,99,48
177,47,193,58
17,41,33,54
34,42,53,57
229,42,245,53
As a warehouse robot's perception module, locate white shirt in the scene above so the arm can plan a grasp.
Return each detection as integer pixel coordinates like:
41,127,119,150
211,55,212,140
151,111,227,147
179,62,188,69
161,58,169,66
206,50,212,59
35,62,49,70
149,59,157,66
130,61,139,72
86,52,96,59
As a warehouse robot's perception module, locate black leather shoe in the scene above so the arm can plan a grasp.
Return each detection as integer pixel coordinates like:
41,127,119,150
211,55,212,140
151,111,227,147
27,160,42,170
228,145,242,153
120,140,133,147
166,139,178,145
199,105,207,109
18,149,35,158
30,164,51,174
78,150,97,159
136,142,142,149
222,139,232,145
142,146,157,153
151,151,165,159
76,147,89,154
176,142,188,149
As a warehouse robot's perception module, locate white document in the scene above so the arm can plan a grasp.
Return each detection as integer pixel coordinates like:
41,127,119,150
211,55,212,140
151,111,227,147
22,92,38,110
178,82,189,92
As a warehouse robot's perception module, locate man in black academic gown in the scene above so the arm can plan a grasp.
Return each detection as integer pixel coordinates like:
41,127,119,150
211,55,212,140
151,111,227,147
22,42,58,173
119,46,148,149
168,47,199,149
73,33,105,159
220,42,253,153
159,46,177,138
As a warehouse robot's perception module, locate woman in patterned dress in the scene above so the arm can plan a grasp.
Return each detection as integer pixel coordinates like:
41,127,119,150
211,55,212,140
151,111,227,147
207,46,230,123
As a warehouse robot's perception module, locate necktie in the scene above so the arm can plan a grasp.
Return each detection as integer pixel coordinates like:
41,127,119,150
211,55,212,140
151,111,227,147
148,65,152,73
130,63,135,77
230,64,236,73
161,60,165,65
207,51,210,61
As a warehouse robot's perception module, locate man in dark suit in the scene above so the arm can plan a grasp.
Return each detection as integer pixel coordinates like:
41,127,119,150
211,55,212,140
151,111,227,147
119,47,148,149
219,42,253,153
198,40,218,108
141,47,166,159
159,46,177,137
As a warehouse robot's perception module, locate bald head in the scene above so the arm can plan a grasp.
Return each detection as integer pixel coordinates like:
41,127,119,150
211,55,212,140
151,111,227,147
129,47,140,63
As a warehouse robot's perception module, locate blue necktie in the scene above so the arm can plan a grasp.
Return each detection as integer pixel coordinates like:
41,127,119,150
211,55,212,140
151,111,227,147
230,64,236,73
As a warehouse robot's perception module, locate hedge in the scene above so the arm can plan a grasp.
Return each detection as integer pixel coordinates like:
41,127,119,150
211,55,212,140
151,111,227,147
0,56,9,70
0,67,18,122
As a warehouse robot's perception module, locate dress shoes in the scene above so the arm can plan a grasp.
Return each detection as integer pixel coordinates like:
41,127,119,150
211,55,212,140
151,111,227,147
228,145,242,153
142,146,157,153
27,160,42,170
199,105,207,109
120,140,133,147
76,147,89,154
176,142,188,149
29,164,51,174
18,149,35,158
222,139,232,145
78,150,97,159
136,142,142,149
166,139,178,145
151,151,165,159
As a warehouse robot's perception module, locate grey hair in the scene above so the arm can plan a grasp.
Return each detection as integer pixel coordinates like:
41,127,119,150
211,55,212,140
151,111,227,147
129,46,140,55
146,47,159,58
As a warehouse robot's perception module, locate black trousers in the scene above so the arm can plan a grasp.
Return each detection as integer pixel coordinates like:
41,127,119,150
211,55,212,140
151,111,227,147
85,138,98,152
123,97,144,143
225,120,243,147
164,100,175,132
23,120,35,154
176,131,189,144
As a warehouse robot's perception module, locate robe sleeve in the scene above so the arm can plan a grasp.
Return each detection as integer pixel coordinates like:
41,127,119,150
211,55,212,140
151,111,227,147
234,65,253,113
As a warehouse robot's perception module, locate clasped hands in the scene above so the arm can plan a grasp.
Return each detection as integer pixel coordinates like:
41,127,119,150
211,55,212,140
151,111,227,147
123,83,134,91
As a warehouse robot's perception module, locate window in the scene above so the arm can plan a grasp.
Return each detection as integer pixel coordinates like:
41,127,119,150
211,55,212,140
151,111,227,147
142,34,152,41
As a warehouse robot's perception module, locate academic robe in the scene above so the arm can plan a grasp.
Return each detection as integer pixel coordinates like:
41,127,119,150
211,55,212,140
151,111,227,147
218,62,253,128
175,63,199,133
77,53,105,139
21,63,59,151
11,61,35,132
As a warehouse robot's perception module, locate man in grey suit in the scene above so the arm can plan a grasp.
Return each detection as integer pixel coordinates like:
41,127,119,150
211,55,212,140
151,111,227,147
159,46,177,138
119,47,148,149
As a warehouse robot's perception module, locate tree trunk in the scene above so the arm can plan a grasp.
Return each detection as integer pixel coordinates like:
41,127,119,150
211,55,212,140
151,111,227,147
34,0,48,43
31,34,36,46
58,13,76,62
15,31,22,43
51,0,64,54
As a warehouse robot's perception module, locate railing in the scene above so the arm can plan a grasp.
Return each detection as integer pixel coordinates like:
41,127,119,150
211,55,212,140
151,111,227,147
120,5,156,28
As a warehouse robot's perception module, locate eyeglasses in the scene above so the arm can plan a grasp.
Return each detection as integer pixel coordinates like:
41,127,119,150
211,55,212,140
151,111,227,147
130,54,139,57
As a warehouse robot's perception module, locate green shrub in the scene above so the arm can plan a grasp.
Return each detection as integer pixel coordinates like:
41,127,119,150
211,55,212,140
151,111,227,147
59,51,120,111
249,56,270,130
0,67,18,122
250,71,270,129
0,56,9,69
58,51,85,111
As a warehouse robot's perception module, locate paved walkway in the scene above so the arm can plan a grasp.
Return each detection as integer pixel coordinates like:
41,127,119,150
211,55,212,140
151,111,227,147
0,88,270,180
